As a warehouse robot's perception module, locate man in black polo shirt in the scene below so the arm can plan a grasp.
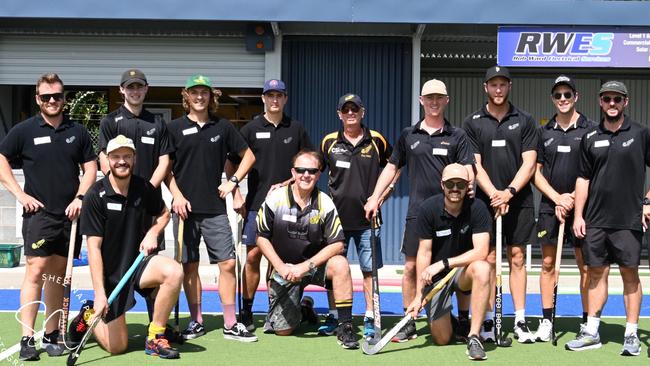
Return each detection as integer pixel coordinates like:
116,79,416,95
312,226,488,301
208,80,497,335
462,66,538,343
81,135,182,359
166,75,256,341
320,93,393,339
228,79,312,331
533,75,595,342
0,73,97,360
406,163,492,360
256,150,358,349
365,79,474,342
566,81,650,356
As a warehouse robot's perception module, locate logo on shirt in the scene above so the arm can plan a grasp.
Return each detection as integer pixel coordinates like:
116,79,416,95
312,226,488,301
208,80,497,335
361,144,373,158
586,130,597,139
622,138,634,147
440,141,450,146
472,115,481,120
410,141,420,150
460,225,470,234
283,137,293,144
99,190,106,197
115,116,123,122
537,230,547,238
66,136,76,144
133,197,141,207
508,123,520,130
309,213,321,224
331,147,347,155
210,135,221,143
544,138,554,147
146,128,156,136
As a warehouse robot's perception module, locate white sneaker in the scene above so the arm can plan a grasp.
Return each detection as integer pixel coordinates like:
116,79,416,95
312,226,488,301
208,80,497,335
514,320,536,344
535,319,553,342
479,319,495,343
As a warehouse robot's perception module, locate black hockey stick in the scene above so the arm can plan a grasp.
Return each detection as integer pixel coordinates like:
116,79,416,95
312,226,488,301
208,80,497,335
495,215,513,347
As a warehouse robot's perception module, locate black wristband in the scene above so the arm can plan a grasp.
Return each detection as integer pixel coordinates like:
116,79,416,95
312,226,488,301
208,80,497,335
506,186,516,196
442,258,450,270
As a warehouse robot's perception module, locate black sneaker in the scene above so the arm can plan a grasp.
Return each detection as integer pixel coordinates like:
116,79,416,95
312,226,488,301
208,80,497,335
466,335,487,360
145,334,180,359
391,318,417,343
181,320,205,340
223,322,258,342
479,319,495,343
300,296,318,325
19,336,40,361
451,314,470,342
239,308,255,332
68,300,94,345
163,324,185,344
42,330,65,357
336,322,359,349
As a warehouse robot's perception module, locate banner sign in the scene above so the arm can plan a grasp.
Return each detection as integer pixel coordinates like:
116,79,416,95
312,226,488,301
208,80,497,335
497,26,650,68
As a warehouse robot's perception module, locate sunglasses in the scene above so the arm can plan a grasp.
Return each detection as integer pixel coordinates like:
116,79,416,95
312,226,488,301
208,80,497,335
294,167,319,175
341,105,360,114
443,180,467,190
553,91,573,100
601,95,624,104
38,93,64,103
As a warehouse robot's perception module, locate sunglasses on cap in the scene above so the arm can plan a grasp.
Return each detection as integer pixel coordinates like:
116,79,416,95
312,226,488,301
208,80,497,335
443,180,468,190
601,95,624,104
553,91,573,100
293,167,319,175
341,105,360,114
38,93,64,103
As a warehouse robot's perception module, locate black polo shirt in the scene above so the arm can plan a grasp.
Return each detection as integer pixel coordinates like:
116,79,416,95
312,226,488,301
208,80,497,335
578,116,650,231
462,103,539,208
0,115,96,215
230,114,312,212
390,119,474,219
80,175,164,299
99,106,173,180
321,126,392,230
168,115,249,215
257,185,345,264
538,113,596,214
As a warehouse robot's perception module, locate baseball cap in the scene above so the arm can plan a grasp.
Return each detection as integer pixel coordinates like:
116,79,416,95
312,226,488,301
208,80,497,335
120,69,147,87
337,93,364,110
106,134,136,154
484,65,511,82
599,80,628,96
185,74,212,89
420,79,448,96
441,163,469,182
551,75,576,93
263,79,287,94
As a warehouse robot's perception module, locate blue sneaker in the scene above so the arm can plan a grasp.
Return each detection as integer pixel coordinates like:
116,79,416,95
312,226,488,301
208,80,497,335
363,317,375,339
318,314,338,336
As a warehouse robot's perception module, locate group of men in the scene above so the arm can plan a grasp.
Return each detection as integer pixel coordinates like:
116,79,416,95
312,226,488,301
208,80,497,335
1,64,648,362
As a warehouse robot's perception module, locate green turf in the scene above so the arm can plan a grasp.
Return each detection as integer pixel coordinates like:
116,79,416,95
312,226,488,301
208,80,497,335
1,314,650,365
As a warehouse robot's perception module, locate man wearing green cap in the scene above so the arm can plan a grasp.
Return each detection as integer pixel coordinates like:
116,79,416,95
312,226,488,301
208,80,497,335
166,75,257,341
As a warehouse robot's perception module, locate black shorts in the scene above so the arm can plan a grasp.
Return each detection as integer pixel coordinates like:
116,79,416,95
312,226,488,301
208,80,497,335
492,206,535,246
22,211,81,258
535,212,582,248
104,254,156,323
400,218,419,257
582,227,641,267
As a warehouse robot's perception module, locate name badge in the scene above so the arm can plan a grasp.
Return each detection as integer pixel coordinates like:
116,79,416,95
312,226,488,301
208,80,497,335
432,148,448,156
491,139,506,147
594,140,610,148
182,127,198,135
335,160,351,169
436,229,452,237
141,136,155,145
33,136,51,145
557,145,571,153
256,132,271,139
282,214,297,223
107,203,122,211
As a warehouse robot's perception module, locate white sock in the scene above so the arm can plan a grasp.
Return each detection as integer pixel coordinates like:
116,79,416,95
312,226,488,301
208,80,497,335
365,310,374,318
585,316,600,336
484,311,494,321
624,322,638,337
329,309,338,318
514,309,526,324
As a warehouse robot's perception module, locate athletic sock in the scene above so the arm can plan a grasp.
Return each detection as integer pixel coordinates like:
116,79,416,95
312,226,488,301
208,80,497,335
223,304,237,329
146,297,155,322
514,309,526,325
624,322,638,337
243,298,254,313
459,310,470,322
336,299,353,324
148,323,166,340
585,316,600,336
542,308,553,321
582,312,588,324
329,309,339,318
365,310,374,318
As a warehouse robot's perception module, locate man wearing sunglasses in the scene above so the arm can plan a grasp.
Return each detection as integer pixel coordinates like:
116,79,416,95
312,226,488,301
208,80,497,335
406,163,492,360
256,150,359,349
533,76,595,342
0,73,97,360
567,81,650,356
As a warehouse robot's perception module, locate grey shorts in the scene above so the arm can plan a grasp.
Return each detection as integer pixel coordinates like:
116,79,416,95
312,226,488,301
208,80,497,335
266,265,329,332
173,213,235,264
425,268,470,322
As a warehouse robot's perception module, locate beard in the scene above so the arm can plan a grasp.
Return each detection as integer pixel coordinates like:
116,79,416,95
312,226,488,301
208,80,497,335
40,104,63,118
110,164,132,180
604,110,623,123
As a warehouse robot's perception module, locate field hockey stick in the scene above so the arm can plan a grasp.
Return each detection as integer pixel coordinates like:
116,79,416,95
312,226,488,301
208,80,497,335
495,215,513,347
67,251,146,366
235,214,244,318
368,216,381,344
551,221,565,346
174,218,184,334
55,218,78,352
362,267,458,355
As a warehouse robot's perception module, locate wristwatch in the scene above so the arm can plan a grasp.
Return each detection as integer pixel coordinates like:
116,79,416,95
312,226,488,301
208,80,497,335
76,194,84,200
308,261,316,271
643,197,650,205
229,175,240,187
506,186,516,196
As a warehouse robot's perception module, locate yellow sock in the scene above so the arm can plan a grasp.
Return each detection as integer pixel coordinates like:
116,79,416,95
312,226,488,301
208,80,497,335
148,323,166,341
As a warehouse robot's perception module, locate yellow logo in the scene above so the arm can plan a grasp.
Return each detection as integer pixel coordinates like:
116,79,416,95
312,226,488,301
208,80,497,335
537,230,547,238
31,238,45,249
194,76,207,84
345,94,355,101
309,214,321,224
361,145,373,154
129,70,136,76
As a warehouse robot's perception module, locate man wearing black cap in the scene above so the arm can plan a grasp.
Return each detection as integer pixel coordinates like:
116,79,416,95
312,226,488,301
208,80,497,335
533,76,595,342
566,81,650,356
462,66,538,343
320,93,393,339
228,79,312,331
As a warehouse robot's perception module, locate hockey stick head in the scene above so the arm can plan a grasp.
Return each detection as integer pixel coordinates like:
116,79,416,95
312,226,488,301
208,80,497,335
497,336,513,347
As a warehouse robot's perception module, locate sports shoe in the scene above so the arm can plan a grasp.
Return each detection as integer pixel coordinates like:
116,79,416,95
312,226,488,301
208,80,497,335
453,314,470,342
620,333,641,356
466,335,487,360
479,319,495,343
19,336,40,361
223,322,258,342
318,314,339,336
391,318,417,343
68,300,94,345
336,322,359,349
41,329,65,356
163,324,185,345
300,296,318,325
535,318,553,342
181,320,205,340
145,334,180,359
239,308,255,332
565,329,602,351
363,317,375,339
513,320,536,344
